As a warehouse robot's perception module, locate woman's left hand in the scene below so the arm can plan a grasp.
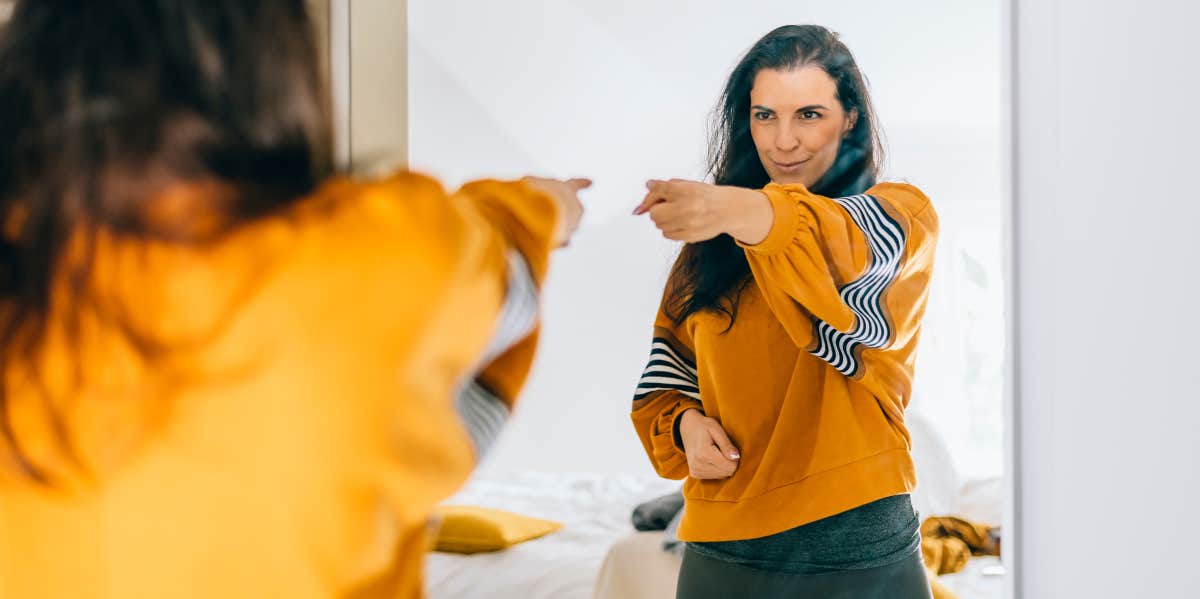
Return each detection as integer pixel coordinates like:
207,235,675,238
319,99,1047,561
633,179,773,245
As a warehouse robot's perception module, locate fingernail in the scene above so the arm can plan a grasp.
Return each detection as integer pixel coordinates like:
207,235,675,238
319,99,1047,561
730,452,740,460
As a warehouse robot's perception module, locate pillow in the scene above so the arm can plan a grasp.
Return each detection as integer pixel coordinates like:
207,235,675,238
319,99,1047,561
906,410,961,520
431,505,562,554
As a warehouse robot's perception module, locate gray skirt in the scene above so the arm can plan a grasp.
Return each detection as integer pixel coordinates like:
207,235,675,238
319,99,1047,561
676,494,932,599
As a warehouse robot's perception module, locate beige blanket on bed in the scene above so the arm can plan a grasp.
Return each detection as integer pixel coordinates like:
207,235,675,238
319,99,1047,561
593,532,682,599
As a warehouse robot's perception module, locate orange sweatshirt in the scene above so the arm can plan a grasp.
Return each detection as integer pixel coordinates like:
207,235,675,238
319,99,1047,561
0,172,559,598
631,182,938,542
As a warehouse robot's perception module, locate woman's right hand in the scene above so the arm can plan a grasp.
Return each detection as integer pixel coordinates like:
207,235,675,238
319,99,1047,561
678,408,740,480
522,177,590,247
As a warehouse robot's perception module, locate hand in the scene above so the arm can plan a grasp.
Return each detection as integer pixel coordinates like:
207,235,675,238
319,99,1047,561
632,179,772,245
678,408,740,480
522,176,590,247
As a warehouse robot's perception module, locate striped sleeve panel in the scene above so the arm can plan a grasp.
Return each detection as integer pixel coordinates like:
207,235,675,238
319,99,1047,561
809,194,906,378
479,250,539,365
455,250,538,456
455,380,509,456
633,327,700,403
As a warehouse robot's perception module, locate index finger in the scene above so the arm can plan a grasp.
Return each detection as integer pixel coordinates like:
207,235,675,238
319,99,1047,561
633,186,667,216
707,424,741,461
565,178,593,191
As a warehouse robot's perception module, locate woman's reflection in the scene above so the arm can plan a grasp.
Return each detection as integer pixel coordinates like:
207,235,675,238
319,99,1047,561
630,24,939,599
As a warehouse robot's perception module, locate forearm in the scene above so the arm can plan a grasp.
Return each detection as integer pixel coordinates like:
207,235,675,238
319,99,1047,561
674,406,704,451
722,187,774,246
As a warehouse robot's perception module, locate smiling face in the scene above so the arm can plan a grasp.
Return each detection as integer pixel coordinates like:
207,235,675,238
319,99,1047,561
748,65,858,187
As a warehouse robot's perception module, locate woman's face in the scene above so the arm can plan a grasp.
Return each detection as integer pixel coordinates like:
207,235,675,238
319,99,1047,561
748,65,858,187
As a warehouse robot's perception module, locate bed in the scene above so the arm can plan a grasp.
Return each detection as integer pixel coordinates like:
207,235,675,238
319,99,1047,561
424,416,1005,599
424,472,680,599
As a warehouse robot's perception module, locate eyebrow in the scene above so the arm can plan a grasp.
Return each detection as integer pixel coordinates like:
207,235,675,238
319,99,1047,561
751,104,830,113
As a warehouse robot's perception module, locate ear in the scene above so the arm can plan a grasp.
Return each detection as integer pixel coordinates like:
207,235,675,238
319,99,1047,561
844,108,859,137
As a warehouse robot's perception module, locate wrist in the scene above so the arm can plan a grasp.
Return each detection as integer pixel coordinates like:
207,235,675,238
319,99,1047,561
674,407,702,450
722,187,773,245
678,407,704,431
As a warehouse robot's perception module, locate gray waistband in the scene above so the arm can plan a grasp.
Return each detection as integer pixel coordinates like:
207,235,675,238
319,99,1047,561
687,494,922,574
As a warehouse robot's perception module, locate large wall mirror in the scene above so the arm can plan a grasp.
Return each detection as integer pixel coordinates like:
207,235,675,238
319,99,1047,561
338,1,1014,598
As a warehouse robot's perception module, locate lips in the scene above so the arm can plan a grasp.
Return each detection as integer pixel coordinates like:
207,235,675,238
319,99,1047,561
772,159,808,169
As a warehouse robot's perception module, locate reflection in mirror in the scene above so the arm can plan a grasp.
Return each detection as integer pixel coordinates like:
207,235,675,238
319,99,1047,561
402,1,1007,598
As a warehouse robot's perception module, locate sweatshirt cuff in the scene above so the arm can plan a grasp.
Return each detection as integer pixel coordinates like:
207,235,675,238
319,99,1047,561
660,400,703,455
458,179,562,284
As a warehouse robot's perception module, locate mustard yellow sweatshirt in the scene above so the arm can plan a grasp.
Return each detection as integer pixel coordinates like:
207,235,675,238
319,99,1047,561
0,172,559,598
631,181,938,542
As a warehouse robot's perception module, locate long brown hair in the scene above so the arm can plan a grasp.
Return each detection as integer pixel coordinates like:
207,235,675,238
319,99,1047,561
0,0,332,478
664,25,883,330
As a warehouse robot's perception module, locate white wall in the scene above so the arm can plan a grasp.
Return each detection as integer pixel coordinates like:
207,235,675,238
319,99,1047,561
1012,0,1200,596
410,0,1004,479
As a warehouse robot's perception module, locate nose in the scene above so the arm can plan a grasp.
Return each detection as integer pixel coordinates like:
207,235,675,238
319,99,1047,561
774,121,800,153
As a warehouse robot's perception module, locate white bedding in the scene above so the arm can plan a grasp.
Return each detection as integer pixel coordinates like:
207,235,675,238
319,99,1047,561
424,472,680,599
938,556,1005,599
424,470,1005,599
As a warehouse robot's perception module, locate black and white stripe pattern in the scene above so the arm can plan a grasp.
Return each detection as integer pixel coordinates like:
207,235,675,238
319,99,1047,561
456,250,538,456
634,336,700,402
456,380,509,456
809,194,906,377
479,250,539,364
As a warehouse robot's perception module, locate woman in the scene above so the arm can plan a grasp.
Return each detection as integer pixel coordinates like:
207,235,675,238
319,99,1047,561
631,25,938,598
0,1,584,597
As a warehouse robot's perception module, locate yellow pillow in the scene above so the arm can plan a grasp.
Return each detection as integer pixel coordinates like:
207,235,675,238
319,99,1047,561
431,505,563,554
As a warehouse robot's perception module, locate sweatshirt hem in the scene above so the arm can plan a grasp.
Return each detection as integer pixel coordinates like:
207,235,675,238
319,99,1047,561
677,448,916,542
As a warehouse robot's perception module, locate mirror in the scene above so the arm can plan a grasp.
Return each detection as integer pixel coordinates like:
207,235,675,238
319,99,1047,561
348,1,1007,597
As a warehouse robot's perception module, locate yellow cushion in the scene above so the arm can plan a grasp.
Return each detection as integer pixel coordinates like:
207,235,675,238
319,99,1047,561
431,505,563,554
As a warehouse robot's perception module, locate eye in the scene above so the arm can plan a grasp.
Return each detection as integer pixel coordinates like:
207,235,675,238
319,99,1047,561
800,111,821,120
752,111,774,121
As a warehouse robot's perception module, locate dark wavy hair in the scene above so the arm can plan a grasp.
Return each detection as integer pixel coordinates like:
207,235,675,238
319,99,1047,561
0,0,332,478
664,25,883,330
